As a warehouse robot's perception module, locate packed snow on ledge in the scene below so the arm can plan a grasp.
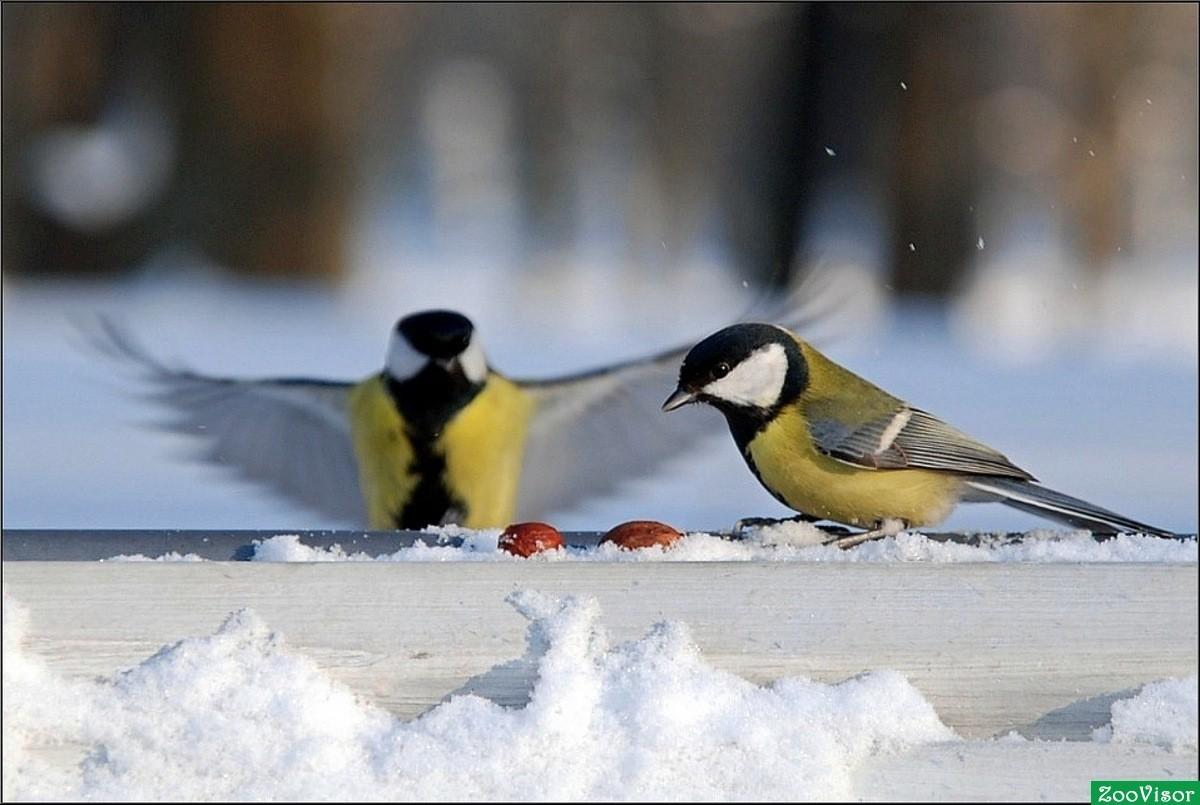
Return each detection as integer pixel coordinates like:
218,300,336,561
4,590,957,801
1092,674,1199,753
5,590,1196,801
133,525,1199,563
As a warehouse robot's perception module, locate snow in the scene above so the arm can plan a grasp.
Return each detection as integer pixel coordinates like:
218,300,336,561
102,552,205,562
2,590,957,801
1093,675,1199,753
239,529,1198,564
6,584,1194,801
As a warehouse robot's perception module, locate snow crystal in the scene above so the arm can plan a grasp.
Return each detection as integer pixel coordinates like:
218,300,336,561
735,527,1197,563
102,552,204,562
1093,675,1198,753
2,590,955,801
247,529,1198,564
824,146,836,156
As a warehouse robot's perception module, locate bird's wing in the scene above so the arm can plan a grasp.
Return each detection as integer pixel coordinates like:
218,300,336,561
513,349,725,519
90,319,366,524
511,273,838,519
808,404,1035,480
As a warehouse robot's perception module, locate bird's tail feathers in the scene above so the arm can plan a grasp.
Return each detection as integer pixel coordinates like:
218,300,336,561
965,477,1175,537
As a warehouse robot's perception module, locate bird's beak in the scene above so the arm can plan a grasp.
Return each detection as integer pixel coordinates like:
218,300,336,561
662,387,697,412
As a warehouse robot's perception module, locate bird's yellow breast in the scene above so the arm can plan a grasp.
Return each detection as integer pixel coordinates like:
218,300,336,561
746,406,963,528
347,375,534,529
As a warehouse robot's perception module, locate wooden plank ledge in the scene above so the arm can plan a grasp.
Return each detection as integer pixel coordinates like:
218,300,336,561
3,561,1195,741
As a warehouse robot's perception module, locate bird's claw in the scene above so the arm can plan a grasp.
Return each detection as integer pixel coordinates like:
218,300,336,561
821,518,907,550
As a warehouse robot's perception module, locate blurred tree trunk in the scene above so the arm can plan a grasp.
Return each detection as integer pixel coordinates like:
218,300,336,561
2,4,361,280
889,5,983,295
1,4,161,277
176,5,354,280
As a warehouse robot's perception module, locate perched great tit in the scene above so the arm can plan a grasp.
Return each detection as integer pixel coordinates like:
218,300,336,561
663,322,1174,542
95,294,825,530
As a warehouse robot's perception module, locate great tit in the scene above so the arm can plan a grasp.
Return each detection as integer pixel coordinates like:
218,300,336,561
94,294,825,530
663,322,1174,542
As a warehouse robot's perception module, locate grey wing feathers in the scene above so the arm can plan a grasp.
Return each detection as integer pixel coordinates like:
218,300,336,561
512,273,838,519
515,353,725,519
737,264,844,336
817,407,1035,480
90,318,366,525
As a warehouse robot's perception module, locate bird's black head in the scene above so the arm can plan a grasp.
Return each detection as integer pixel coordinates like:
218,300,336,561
384,309,488,433
663,323,807,420
386,309,487,383
397,310,475,361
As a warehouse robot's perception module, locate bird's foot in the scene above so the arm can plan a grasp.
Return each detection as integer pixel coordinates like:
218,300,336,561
821,518,907,550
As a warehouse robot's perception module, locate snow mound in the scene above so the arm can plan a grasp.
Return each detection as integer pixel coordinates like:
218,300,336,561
1093,675,1199,753
2,590,955,801
101,552,205,562
245,528,1198,564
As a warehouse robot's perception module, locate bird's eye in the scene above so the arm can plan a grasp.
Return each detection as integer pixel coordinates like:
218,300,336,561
714,362,731,378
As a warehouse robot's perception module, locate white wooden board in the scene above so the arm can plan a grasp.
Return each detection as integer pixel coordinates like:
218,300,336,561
4,561,1196,737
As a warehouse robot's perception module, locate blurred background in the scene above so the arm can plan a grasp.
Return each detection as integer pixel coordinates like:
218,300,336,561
3,3,1197,534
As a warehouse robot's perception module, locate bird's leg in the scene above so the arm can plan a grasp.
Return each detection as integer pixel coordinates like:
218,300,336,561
822,518,907,550
732,513,833,538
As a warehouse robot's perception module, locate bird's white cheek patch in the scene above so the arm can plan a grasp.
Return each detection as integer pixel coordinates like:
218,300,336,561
385,331,427,381
458,334,488,384
702,343,787,408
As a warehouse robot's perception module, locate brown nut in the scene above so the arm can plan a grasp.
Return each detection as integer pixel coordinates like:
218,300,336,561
600,520,684,551
499,522,565,557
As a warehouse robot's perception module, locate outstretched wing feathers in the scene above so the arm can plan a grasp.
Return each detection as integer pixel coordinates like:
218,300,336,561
513,355,725,519
91,318,365,525
93,268,836,525
513,273,835,517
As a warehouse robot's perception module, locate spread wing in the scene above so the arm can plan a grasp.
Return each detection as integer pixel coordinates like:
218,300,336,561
91,319,366,525
514,349,726,519
808,405,1035,480
513,276,834,519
